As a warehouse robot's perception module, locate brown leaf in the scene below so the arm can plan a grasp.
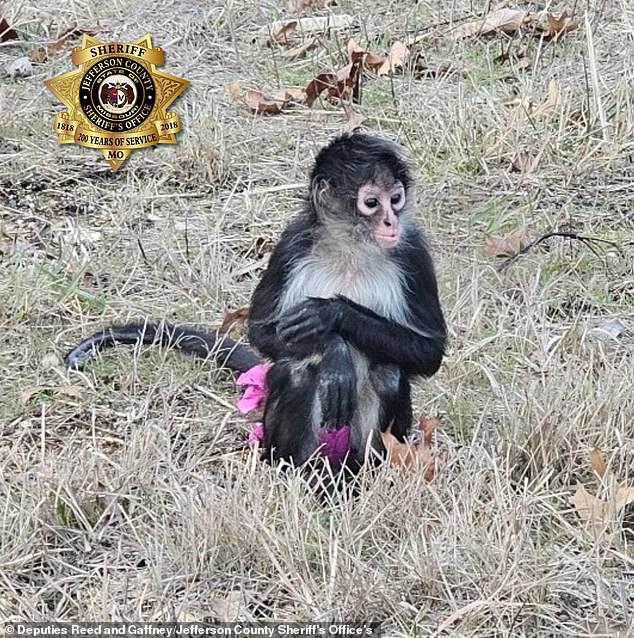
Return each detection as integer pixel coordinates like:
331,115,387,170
271,20,299,45
588,620,629,637
274,87,306,105
376,41,410,76
484,228,530,257
244,90,284,114
0,17,18,42
305,72,336,106
28,25,98,63
381,414,440,480
346,38,386,72
453,8,531,38
545,9,577,41
589,448,608,478
220,307,250,333
615,486,634,513
305,56,362,106
570,484,634,540
235,84,305,114
50,25,98,51
570,484,608,539
30,47,49,63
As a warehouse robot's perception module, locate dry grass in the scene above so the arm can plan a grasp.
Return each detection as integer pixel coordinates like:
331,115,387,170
1,0,633,634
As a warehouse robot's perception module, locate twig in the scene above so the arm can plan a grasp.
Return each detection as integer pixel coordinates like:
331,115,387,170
194,385,237,411
498,231,622,271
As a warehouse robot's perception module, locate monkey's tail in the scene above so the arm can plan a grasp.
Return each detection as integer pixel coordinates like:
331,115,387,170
64,320,262,373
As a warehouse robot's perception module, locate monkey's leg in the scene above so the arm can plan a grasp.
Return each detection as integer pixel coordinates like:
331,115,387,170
262,357,322,465
348,364,413,468
372,364,413,441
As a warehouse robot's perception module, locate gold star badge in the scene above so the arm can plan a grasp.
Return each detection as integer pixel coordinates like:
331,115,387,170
45,34,188,171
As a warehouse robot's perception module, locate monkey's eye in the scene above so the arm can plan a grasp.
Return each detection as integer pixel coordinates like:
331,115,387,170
364,198,379,209
390,193,402,205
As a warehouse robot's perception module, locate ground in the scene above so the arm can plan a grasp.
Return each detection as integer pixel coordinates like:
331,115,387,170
1,1,633,635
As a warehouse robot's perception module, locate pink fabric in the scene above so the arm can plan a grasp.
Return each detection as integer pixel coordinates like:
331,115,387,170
238,364,351,463
248,422,265,446
236,363,268,414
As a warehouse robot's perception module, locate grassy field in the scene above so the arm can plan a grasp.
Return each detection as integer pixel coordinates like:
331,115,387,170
1,0,633,635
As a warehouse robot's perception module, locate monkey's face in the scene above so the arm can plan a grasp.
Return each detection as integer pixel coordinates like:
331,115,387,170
356,181,406,249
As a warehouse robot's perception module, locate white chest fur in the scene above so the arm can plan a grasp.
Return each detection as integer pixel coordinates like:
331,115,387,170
279,236,408,323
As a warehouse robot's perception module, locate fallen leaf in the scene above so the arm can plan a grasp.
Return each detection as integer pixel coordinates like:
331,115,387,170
0,16,18,42
453,8,531,38
570,484,634,539
615,486,634,512
275,87,306,105
50,25,98,51
484,228,530,257
305,56,362,106
532,79,561,118
5,56,32,78
271,20,298,45
244,90,284,114
376,41,410,76
21,385,84,403
305,73,336,106
570,484,608,539
30,47,49,63
588,620,629,637
232,84,305,114
545,9,577,41
346,38,385,72
381,414,440,480
220,307,250,333
589,448,608,478
31,25,99,63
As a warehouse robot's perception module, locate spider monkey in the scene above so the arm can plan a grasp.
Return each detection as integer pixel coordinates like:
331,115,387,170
65,134,446,468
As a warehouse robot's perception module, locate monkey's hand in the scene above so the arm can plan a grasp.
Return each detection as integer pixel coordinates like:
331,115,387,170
276,297,342,355
318,337,357,429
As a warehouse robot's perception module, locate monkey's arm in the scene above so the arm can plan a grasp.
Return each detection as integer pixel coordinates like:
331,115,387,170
334,296,445,377
248,216,314,361
277,235,446,377
318,335,357,427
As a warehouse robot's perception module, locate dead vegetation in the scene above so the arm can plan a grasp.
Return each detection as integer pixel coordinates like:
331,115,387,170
0,1,633,634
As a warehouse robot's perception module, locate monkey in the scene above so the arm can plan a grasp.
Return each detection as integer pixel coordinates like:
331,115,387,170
64,133,446,469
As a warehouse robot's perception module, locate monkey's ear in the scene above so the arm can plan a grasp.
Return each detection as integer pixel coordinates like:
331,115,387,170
310,177,333,210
